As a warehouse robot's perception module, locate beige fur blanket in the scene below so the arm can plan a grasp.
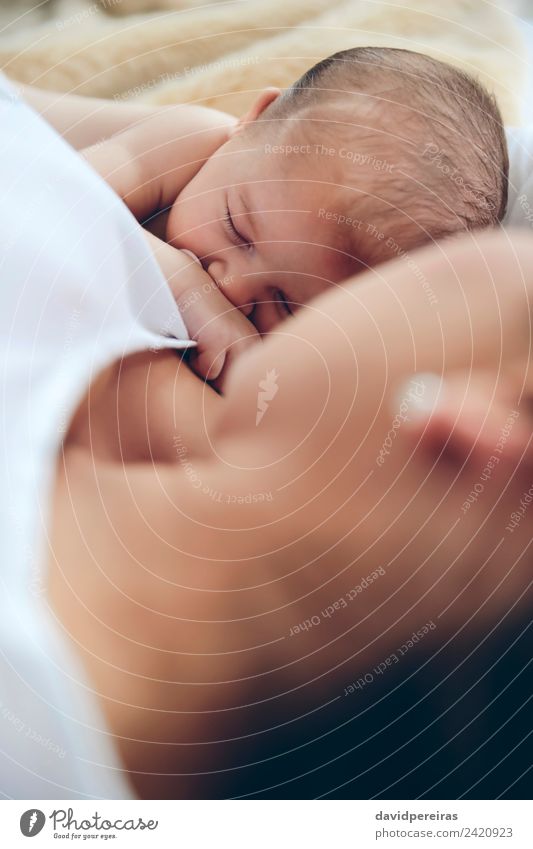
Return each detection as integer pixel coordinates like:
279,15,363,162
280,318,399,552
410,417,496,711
0,0,527,124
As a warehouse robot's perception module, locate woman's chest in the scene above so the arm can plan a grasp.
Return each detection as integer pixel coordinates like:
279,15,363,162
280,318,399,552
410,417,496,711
65,350,221,463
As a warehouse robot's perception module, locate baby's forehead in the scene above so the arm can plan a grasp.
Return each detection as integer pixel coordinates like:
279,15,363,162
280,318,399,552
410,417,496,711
256,114,400,211
256,125,387,205
259,111,380,161
244,110,435,259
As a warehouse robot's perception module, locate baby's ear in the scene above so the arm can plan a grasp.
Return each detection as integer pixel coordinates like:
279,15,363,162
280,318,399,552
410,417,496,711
230,87,282,138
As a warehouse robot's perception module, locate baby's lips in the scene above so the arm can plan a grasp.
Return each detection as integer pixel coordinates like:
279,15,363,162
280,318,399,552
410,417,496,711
181,248,201,265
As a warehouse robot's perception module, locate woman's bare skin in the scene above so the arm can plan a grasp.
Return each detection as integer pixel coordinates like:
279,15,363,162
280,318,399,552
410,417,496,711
66,350,222,463
47,229,533,798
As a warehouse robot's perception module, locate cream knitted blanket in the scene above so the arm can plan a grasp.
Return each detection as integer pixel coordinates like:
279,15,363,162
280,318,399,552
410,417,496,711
0,0,526,123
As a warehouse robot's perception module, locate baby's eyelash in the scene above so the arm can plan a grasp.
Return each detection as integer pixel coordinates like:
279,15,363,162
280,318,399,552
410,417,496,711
223,204,250,248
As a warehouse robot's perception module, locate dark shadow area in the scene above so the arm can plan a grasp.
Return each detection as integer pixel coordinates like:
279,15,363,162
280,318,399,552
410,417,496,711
220,592,532,799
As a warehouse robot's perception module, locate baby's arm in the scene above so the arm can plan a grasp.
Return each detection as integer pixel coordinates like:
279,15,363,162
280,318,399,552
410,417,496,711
81,106,237,222
19,82,162,150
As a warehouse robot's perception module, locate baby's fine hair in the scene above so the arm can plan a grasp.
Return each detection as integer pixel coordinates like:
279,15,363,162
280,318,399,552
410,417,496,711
256,47,508,260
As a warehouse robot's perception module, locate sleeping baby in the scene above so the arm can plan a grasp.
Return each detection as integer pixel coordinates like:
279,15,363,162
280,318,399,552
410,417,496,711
83,46,508,390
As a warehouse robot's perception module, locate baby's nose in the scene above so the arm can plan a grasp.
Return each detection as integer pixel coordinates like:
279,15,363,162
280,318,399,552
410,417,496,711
224,288,255,317
235,299,255,318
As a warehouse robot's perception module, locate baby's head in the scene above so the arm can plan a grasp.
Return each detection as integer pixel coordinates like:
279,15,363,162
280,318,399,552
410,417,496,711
168,46,508,333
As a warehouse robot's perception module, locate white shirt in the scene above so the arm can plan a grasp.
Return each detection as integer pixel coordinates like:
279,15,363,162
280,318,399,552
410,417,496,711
0,73,193,798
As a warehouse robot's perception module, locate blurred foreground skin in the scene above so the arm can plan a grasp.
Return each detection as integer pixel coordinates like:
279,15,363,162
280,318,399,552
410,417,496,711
48,229,533,798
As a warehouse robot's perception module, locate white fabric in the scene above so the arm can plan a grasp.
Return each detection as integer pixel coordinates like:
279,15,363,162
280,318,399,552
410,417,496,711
0,73,193,798
504,125,533,228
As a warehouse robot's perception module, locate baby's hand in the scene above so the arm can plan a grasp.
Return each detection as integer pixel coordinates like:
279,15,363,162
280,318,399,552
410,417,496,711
144,231,260,391
175,271,261,393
